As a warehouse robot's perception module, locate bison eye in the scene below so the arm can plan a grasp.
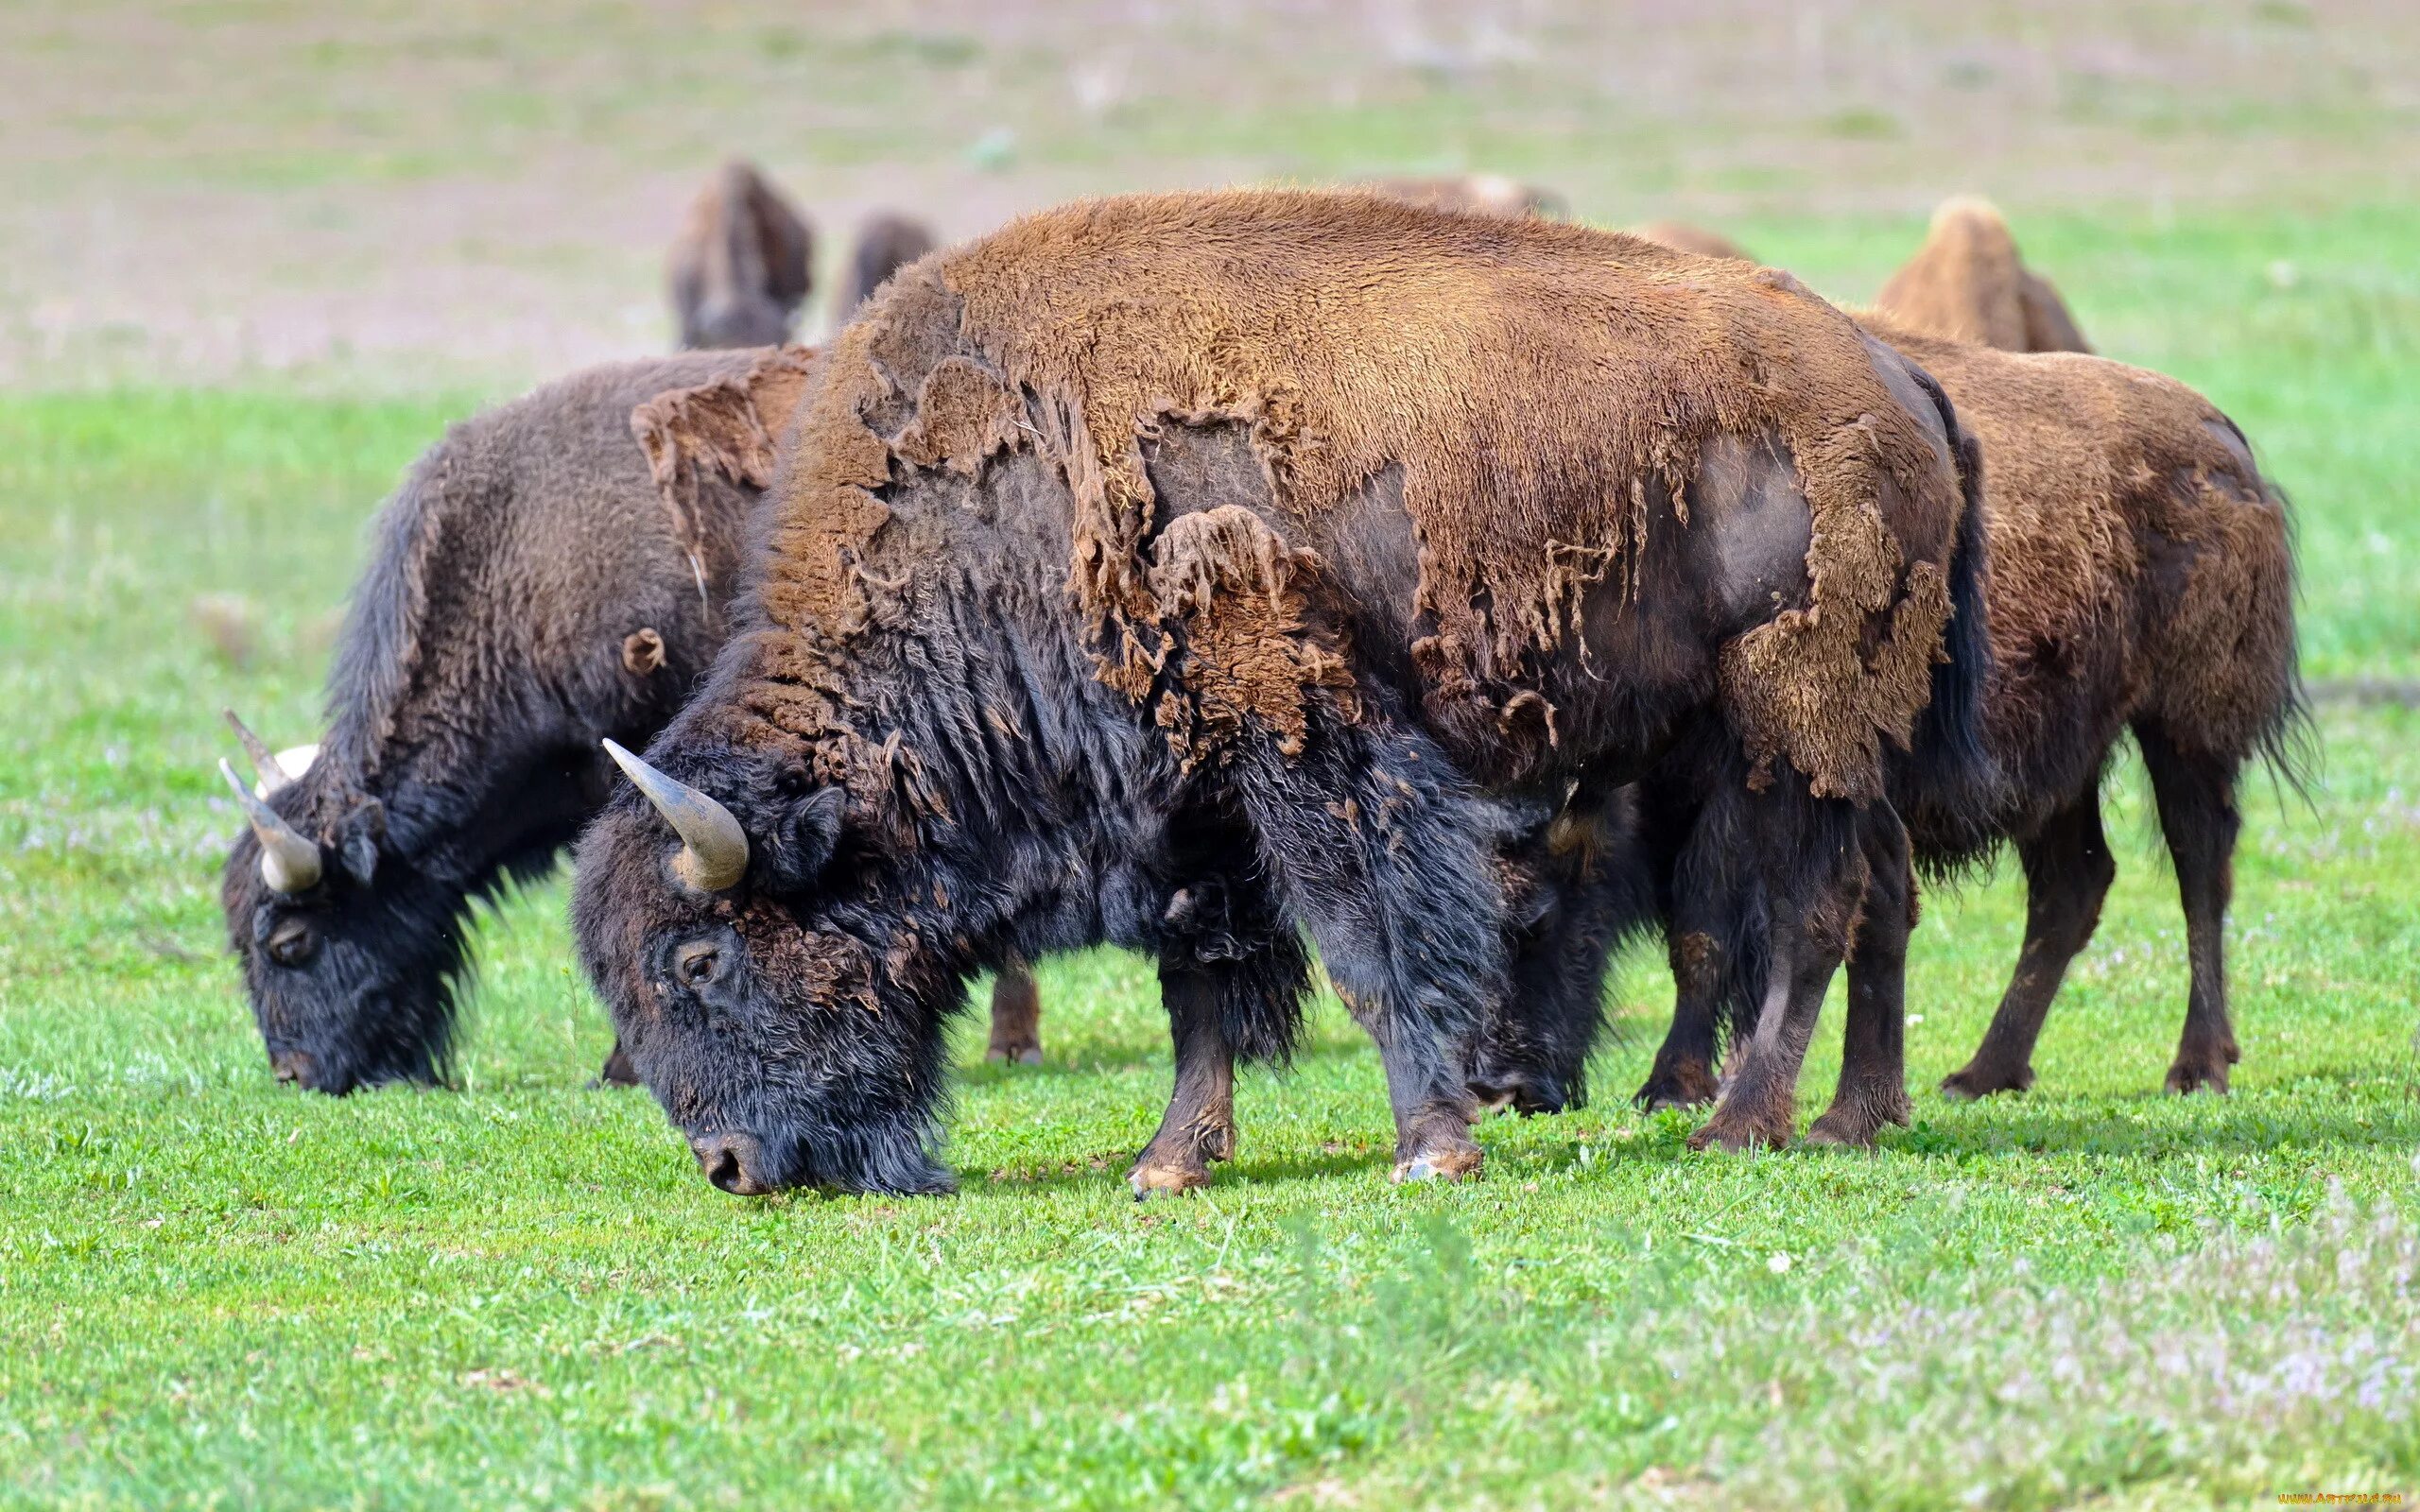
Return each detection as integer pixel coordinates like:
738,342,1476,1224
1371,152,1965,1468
676,941,721,986
265,918,318,968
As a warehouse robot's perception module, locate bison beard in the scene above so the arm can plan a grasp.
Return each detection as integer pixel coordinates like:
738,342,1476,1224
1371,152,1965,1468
572,190,1993,1195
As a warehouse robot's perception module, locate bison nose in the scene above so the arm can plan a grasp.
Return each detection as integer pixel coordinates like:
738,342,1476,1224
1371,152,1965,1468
269,1048,316,1086
690,1131,772,1195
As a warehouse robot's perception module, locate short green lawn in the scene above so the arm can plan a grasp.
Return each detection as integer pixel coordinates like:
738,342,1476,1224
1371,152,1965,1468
2,208,2416,1509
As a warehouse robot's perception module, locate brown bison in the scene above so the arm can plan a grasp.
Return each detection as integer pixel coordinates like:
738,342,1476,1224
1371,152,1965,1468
1629,225,2301,1118
1874,197,2091,355
667,160,815,350
1627,220,1752,261
834,211,941,321
570,190,1995,1195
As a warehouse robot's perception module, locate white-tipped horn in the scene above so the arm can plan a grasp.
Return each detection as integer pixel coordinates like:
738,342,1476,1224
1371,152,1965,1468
224,709,296,796
603,738,750,893
219,759,323,894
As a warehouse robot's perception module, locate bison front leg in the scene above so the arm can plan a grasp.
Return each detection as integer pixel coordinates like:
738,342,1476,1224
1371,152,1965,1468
1806,806,1915,1146
1130,962,1237,1197
984,958,1045,1066
1234,719,1507,1184
1689,793,1867,1153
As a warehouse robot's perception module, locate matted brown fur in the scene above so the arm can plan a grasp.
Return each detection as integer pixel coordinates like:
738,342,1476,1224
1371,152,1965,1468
745,190,1966,805
629,345,819,577
1862,316,2295,783
1874,197,2092,355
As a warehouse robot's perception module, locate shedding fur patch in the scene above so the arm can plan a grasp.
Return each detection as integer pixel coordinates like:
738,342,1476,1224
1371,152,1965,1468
631,346,819,570
1143,506,1358,766
746,191,1972,802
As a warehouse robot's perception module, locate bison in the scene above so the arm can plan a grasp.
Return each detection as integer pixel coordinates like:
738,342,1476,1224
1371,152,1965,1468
215,351,784,1090
1361,174,1566,219
834,211,942,322
1626,215,2301,1117
1873,197,2091,356
570,190,1994,1195
1627,220,1752,261
667,160,815,350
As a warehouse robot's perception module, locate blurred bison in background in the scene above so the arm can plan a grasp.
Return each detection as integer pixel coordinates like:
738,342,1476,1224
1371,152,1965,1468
1627,220,1752,261
668,160,815,350
1875,196,2092,354
834,211,941,321
1362,173,1565,219
571,190,1995,1195
218,351,794,1094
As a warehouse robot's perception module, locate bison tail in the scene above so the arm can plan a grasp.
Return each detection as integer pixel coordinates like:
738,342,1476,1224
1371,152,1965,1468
2251,478,2320,808
1901,372,2006,876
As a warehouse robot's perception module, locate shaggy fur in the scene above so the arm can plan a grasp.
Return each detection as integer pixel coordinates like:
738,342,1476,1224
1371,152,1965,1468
833,211,941,321
666,161,814,350
222,352,772,1093
1874,197,2092,355
572,189,1992,1194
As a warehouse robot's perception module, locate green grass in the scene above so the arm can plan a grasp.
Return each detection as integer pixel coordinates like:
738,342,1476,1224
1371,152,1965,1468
4,209,2419,1509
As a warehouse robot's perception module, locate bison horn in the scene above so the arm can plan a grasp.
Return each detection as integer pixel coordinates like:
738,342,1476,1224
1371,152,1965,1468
218,759,323,894
223,709,301,796
603,739,750,892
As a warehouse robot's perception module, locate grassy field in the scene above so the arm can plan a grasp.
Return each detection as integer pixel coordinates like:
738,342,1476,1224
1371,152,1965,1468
1,201,2415,1509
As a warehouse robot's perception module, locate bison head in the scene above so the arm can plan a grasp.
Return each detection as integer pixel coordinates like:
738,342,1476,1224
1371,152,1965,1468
217,716,468,1094
571,734,959,1198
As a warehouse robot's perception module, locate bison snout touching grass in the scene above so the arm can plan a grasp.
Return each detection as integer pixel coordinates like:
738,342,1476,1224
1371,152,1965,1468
573,189,1995,1194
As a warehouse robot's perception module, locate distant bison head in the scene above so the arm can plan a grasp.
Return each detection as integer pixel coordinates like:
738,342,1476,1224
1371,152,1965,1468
668,160,815,350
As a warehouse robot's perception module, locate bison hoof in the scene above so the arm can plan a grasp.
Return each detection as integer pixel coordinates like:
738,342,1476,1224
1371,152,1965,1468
1686,1110,1791,1153
985,1042,1044,1067
1632,1061,1720,1112
2164,1055,2235,1096
1804,1096,1908,1149
1392,1144,1483,1185
1128,1160,1212,1198
1939,1062,2032,1101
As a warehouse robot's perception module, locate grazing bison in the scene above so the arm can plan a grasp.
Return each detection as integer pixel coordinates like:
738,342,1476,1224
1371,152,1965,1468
834,211,941,321
219,350,797,1093
571,190,1993,1195
1629,296,2302,1114
1874,197,2091,355
668,160,815,350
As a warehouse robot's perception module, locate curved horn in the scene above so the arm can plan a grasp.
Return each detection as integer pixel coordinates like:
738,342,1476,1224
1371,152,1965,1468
218,759,323,894
223,709,294,796
603,739,750,892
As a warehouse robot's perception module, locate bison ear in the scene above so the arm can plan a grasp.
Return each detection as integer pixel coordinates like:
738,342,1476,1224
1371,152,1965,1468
757,783,846,894
334,796,386,885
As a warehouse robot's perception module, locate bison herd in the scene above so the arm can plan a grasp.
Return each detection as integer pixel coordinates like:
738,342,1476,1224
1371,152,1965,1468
217,163,2301,1198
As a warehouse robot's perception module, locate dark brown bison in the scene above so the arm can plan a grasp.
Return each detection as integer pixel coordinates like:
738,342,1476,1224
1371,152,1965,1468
219,351,797,1092
570,190,1995,1195
1628,284,2302,1118
667,160,815,350
834,211,941,321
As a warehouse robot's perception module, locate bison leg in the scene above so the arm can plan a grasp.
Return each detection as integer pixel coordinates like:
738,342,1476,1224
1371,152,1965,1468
1634,919,1726,1112
1940,795,2113,1100
594,1038,640,1089
1129,962,1236,1197
984,959,1045,1066
2139,726,2244,1095
1234,720,1505,1183
1807,807,1915,1146
1689,795,1865,1153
